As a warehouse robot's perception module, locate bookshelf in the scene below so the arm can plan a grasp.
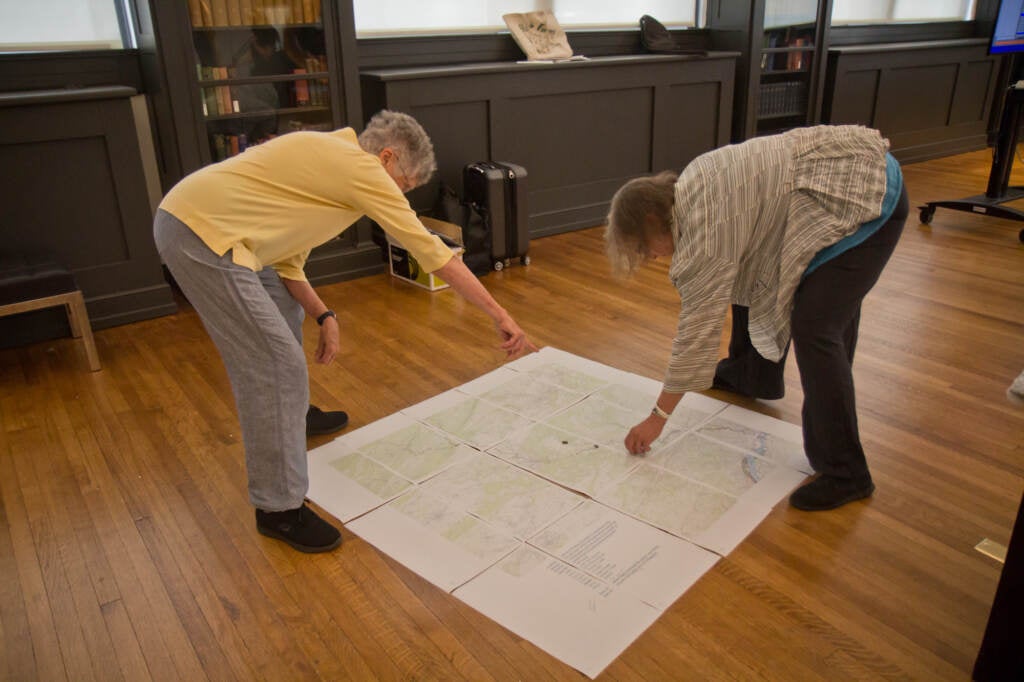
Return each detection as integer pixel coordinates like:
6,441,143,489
187,0,334,161
708,0,831,140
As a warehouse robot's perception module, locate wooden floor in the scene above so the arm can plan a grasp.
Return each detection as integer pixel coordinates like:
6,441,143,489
2,148,1022,681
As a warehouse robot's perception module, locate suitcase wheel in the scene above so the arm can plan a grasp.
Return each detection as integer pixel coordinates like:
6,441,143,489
520,255,531,266
493,260,504,272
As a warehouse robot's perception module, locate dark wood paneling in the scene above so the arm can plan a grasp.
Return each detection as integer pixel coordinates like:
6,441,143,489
875,64,959,133
830,21,981,47
0,50,142,93
403,101,491,193
498,89,654,185
362,54,736,237
656,80,729,170
951,60,998,126
824,40,1000,163
0,87,175,346
826,69,879,124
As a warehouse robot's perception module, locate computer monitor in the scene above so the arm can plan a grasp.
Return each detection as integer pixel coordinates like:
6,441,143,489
990,0,1024,54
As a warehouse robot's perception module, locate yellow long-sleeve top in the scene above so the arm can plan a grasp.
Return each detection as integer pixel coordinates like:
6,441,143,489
158,128,453,282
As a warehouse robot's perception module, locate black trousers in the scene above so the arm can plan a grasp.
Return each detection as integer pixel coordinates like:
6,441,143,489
715,186,909,480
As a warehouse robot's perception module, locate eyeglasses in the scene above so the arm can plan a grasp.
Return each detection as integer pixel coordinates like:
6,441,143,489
389,152,415,193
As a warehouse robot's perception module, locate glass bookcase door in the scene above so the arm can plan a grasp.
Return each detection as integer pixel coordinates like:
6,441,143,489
757,0,820,134
186,1,333,161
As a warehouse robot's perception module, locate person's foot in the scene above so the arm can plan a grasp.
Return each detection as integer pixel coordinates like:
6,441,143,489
789,474,875,511
306,405,349,436
1007,370,1024,406
255,504,342,553
711,375,784,400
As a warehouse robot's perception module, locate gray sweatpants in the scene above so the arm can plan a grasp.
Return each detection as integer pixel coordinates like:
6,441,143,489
153,209,308,511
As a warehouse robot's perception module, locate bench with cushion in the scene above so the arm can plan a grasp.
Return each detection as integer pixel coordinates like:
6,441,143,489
0,254,100,371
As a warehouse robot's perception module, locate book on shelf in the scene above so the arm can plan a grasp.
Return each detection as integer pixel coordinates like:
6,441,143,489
227,0,242,25
198,0,214,26
188,0,203,26
211,134,256,161
194,0,294,26
787,38,808,71
211,0,229,26
239,0,253,24
292,69,310,106
202,88,219,117
213,134,226,160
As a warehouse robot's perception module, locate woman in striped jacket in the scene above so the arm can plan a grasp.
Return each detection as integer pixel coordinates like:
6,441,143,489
606,125,908,512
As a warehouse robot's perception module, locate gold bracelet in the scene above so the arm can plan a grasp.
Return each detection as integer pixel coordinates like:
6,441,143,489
651,404,670,419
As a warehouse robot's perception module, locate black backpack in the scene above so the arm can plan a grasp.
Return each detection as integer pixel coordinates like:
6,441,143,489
429,184,492,276
639,15,708,55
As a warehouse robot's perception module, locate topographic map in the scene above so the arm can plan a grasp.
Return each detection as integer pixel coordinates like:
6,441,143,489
308,347,810,678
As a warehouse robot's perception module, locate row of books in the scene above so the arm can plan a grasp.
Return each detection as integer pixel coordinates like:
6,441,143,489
196,55,328,81
210,121,333,160
758,81,807,118
211,133,252,160
200,61,329,117
201,76,329,116
189,0,321,28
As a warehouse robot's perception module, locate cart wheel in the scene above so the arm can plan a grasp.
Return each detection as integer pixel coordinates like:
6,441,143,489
493,260,504,272
919,206,935,225
521,255,531,266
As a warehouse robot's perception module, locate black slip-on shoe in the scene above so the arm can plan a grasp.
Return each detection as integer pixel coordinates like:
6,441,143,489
306,405,349,436
710,375,784,400
789,475,875,511
255,504,342,553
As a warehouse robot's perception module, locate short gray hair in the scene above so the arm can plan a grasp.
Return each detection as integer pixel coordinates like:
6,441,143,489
358,110,437,188
605,171,678,276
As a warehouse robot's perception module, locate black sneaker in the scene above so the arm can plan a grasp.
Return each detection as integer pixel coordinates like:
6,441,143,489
789,475,875,511
306,405,349,436
255,504,342,553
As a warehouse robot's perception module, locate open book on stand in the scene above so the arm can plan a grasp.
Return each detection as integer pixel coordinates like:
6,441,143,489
503,11,588,63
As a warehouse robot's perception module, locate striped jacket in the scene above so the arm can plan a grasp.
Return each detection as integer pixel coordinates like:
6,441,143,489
664,125,889,393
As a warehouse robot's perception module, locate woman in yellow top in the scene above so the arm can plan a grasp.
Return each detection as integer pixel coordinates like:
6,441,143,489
154,110,536,553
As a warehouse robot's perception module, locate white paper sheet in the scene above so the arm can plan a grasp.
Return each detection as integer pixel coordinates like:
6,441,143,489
347,487,521,591
529,499,720,610
453,545,662,679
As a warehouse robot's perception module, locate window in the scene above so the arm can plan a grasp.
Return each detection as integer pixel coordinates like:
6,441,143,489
0,0,132,52
831,0,976,24
353,0,696,37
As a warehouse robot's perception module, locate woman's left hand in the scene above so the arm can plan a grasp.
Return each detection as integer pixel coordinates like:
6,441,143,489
315,316,340,364
625,414,666,455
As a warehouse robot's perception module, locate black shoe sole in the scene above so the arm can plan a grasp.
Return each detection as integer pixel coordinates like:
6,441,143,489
257,525,342,553
789,483,875,511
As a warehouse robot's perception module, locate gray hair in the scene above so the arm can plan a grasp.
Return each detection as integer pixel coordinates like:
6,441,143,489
605,170,678,276
357,110,437,188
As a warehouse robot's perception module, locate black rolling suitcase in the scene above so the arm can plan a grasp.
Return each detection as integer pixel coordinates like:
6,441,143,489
463,161,530,271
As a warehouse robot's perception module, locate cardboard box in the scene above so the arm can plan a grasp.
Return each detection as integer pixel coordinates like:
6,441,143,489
387,216,464,291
